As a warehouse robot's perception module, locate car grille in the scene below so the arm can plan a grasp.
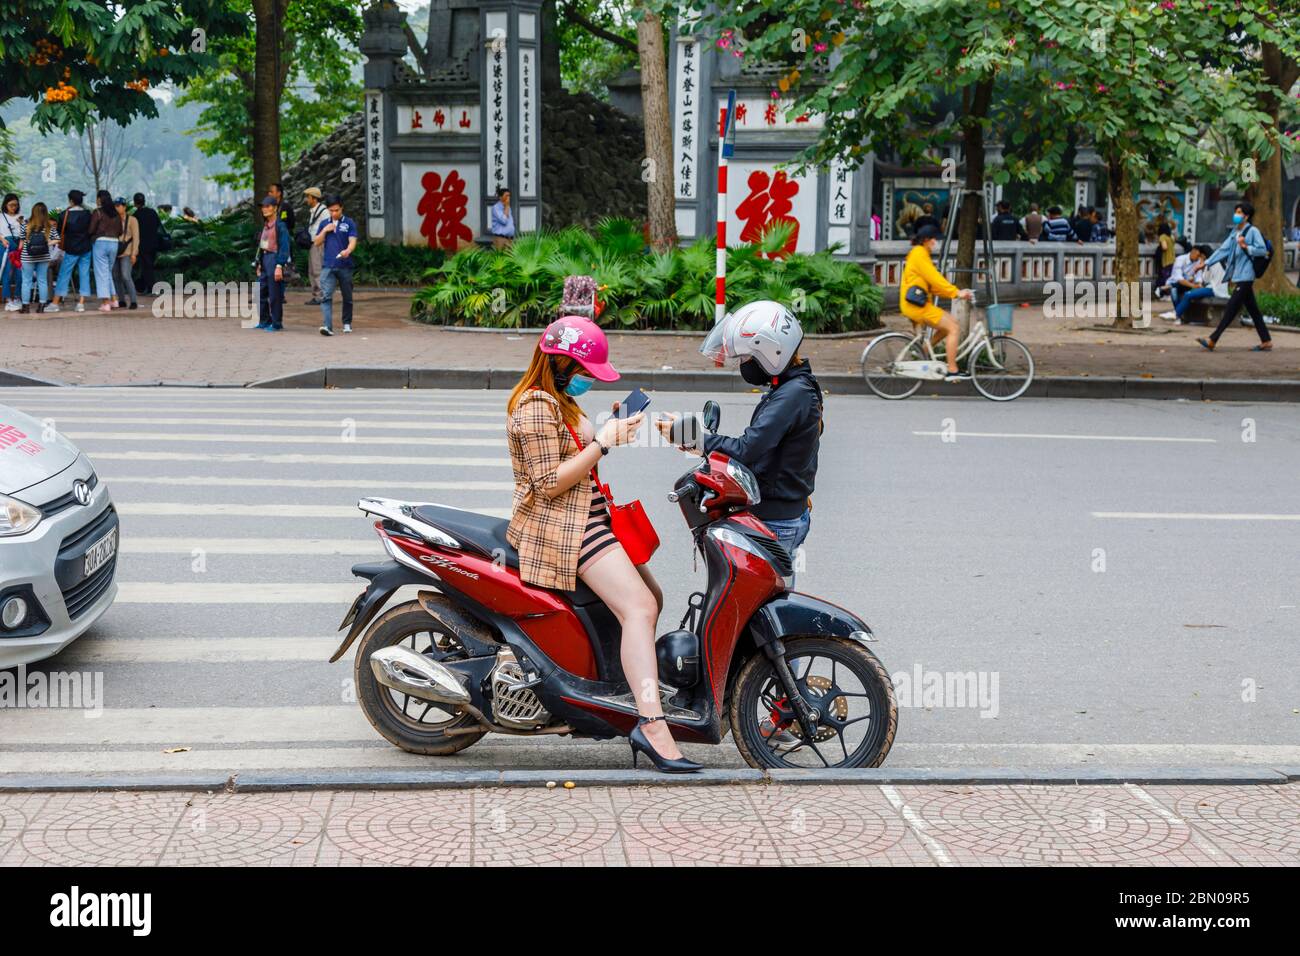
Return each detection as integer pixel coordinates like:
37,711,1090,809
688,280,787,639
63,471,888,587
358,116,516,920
57,504,118,621
39,472,99,517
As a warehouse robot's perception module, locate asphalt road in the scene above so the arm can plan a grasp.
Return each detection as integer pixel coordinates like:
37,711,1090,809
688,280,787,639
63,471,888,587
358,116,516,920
1,385,1297,777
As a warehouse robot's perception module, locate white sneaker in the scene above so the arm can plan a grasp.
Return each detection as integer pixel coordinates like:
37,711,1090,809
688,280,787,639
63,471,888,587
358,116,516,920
42,303,60,313
75,301,85,313
319,326,333,336
1159,310,1176,320
3,301,18,311
343,324,352,334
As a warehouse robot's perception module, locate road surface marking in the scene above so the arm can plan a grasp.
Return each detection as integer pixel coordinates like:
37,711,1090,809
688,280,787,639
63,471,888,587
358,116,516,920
1093,511,1300,521
880,785,953,866
65,431,503,447
1124,783,1220,858
115,582,381,604
87,451,509,467
104,475,514,491
913,430,1215,443
121,537,381,555
116,502,512,518
48,416,504,432
57,636,341,663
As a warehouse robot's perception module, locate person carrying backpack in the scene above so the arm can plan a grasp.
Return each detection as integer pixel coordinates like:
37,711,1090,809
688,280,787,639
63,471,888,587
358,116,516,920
47,189,94,313
18,202,59,313
1197,201,1273,352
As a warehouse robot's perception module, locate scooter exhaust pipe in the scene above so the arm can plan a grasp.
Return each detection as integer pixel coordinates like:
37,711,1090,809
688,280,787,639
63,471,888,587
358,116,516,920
369,646,471,706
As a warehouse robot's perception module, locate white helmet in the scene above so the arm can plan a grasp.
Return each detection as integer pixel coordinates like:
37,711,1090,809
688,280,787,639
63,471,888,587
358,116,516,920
699,300,804,376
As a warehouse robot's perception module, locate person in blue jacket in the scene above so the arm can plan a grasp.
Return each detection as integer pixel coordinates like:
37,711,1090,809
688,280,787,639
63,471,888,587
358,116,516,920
1198,201,1271,352
253,195,292,331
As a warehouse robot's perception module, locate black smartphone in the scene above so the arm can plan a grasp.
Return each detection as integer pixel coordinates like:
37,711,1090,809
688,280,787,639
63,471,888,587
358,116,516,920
615,387,651,418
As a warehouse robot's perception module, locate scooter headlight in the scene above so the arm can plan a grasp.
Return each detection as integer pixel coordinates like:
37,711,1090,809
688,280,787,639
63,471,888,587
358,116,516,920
726,460,761,506
0,494,41,537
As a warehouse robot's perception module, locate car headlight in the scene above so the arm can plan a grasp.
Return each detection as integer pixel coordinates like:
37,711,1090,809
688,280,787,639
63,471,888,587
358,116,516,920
726,460,761,506
0,494,42,537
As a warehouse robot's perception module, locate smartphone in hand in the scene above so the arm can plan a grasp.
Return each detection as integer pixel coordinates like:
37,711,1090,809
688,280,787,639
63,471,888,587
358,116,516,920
616,387,651,419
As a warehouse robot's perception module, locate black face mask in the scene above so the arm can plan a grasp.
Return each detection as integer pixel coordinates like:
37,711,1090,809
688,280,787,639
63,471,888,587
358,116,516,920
551,358,574,393
740,359,772,386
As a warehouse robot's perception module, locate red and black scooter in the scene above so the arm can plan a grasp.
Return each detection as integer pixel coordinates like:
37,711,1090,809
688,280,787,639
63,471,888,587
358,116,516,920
330,402,897,769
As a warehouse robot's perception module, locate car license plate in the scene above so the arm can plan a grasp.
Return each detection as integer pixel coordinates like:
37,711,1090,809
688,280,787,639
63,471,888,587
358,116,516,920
83,527,118,578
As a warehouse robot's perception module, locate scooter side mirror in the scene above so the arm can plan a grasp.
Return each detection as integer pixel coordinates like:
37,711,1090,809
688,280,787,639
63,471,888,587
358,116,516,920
702,400,720,434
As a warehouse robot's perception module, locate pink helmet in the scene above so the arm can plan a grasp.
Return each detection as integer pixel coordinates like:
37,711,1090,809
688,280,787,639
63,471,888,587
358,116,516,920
538,315,620,382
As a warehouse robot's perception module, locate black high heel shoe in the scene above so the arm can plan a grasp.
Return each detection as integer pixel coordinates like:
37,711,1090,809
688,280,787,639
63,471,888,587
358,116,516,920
629,715,702,773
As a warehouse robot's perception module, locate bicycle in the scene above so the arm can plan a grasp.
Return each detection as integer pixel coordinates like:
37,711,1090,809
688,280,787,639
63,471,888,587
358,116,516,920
860,311,1035,402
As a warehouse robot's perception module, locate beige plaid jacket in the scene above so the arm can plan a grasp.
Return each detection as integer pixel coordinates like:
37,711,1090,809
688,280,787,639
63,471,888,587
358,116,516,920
506,389,591,592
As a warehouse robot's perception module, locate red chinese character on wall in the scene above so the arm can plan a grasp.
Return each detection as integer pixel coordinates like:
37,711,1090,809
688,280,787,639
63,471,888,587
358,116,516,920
432,109,446,129
418,171,474,251
763,103,778,126
459,110,472,129
410,109,424,130
735,170,800,257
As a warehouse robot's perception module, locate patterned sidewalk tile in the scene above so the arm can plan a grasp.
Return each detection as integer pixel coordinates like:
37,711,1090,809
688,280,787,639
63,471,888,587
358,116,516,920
0,785,1295,867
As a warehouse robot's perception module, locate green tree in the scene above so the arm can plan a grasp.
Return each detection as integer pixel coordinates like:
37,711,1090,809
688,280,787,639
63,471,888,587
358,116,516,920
177,0,363,190
0,0,240,132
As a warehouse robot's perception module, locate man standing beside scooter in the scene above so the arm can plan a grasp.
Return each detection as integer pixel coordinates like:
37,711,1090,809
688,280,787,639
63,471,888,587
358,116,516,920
656,301,822,574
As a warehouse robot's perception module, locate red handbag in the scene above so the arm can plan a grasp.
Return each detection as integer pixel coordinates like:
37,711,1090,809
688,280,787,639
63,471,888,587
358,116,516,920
566,423,660,565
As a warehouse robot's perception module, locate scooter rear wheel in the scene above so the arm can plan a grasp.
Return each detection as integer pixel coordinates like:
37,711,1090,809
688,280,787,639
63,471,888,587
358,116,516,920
729,637,897,770
354,601,487,755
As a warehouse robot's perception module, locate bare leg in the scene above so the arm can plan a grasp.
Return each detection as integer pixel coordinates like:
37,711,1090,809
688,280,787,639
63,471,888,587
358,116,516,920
935,313,960,372
580,549,683,760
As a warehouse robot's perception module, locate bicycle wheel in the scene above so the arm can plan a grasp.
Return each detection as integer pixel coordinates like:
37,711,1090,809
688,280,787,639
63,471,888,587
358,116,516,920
970,335,1034,401
861,332,925,399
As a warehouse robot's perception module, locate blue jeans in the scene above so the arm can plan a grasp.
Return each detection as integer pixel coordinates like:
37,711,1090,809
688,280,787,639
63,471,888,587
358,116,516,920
54,251,92,299
764,509,811,586
21,260,50,304
92,239,118,299
0,253,18,300
1174,285,1215,319
319,266,353,330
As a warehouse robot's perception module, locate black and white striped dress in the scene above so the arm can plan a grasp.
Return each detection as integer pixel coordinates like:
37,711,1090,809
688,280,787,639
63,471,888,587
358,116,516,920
575,418,618,573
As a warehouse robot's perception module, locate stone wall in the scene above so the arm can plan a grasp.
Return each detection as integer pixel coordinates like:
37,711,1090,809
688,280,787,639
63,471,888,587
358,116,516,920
541,89,647,229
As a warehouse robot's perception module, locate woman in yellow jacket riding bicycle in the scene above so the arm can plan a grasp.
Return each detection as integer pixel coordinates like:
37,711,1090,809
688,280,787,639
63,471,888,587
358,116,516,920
900,224,974,382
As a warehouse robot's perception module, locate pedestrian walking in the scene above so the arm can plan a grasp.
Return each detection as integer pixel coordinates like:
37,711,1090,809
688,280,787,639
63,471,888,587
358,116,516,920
88,190,123,312
18,202,59,314
132,192,161,296
253,195,290,332
113,197,139,309
314,194,357,336
302,187,328,304
1198,201,1273,352
46,189,94,313
1,193,25,311
490,187,515,250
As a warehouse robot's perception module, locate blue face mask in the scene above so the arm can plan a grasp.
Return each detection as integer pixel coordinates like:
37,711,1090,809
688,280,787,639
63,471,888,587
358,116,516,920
1232,214,1244,225
564,375,594,397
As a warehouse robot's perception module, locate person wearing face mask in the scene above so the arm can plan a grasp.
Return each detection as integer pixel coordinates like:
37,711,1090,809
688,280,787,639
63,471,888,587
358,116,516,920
506,316,699,773
899,223,974,382
1197,201,1273,352
656,300,823,569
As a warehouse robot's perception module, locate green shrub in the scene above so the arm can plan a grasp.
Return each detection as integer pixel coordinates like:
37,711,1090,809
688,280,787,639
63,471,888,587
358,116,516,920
154,212,444,287
1259,292,1300,328
409,217,883,333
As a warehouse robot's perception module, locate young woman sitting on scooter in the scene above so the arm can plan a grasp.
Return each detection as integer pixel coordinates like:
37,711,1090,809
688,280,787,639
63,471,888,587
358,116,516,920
506,316,702,772
656,301,823,569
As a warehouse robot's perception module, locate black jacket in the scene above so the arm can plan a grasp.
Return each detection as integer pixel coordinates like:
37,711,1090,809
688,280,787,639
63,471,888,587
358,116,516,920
702,361,822,520
135,206,161,253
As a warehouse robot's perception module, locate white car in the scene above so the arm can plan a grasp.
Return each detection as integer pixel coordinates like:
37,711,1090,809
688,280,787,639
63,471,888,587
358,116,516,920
0,403,118,668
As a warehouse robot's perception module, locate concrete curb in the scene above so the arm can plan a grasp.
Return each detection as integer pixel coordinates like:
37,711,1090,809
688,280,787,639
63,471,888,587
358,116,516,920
0,765,1293,793
237,367,1300,402
0,367,67,387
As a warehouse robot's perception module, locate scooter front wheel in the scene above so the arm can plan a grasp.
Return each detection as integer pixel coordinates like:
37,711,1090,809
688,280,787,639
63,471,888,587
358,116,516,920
729,637,897,770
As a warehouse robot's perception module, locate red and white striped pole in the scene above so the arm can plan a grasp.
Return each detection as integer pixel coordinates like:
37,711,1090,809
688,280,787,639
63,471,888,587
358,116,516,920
715,89,737,327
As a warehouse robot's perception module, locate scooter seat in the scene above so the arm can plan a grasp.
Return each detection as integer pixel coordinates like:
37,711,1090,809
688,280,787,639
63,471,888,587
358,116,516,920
411,503,601,605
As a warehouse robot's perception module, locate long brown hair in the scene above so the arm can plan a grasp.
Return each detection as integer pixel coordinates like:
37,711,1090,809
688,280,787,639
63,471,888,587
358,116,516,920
26,202,50,236
508,347,583,427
